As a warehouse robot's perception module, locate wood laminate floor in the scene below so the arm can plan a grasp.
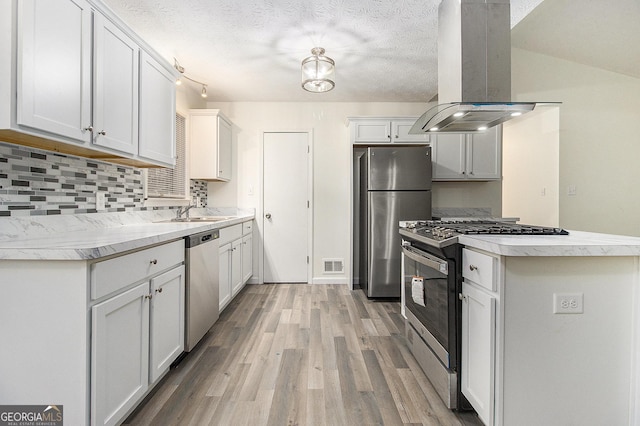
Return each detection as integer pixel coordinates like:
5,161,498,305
124,284,483,426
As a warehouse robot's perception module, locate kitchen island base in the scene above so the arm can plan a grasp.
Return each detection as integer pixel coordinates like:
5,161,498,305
461,246,639,426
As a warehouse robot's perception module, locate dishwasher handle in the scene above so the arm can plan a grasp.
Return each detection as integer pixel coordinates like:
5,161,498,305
185,229,220,248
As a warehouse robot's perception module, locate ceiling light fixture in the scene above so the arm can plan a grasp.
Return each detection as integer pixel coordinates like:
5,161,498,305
174,58,208,98
301,47,335,93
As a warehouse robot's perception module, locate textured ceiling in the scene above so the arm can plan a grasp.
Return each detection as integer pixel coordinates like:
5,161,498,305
102,0,544,102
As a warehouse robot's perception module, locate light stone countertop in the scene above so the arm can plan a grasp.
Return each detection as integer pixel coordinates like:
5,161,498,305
0,208,255,260
459,230,640,257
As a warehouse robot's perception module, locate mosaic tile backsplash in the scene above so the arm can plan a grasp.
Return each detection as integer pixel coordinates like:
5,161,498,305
0,141,208,217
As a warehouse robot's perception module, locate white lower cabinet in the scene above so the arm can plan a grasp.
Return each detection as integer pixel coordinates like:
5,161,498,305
461,247,499,426
91,282,149,426
219,241,232,310
241,233,253,285
219,221,254,311
91,241,184,426
461,281,496,426
149,266,185,382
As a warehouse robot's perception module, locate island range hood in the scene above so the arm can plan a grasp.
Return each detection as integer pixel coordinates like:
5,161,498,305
411,0,536,134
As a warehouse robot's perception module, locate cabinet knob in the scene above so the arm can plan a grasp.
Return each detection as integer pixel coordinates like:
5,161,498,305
469,264,478,271
155,288,163,294
83,126,93,132
98,130,106,136
150,259,158,265
145,294,153,300
265,213,272,219
458,293,464,301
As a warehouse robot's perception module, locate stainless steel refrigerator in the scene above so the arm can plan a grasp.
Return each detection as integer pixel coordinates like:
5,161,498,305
358,146,432,298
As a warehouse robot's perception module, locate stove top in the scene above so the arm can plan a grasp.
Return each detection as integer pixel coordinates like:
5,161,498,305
400,219,569,248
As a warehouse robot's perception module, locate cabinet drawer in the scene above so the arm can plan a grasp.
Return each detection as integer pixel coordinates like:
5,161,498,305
91,239,184,300
462,248,496,292
242,220,253,235
219,224,242,245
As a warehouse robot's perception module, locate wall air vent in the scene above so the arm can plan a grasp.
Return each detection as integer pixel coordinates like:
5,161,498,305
323,259,344,274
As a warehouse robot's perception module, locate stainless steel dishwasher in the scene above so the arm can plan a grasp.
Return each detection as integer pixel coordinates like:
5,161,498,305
185,229,220,351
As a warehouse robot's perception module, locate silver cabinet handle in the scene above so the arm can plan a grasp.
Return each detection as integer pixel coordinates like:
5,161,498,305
83,126,93,132
145,294,153,300
155,288,163,294
265,213,272,219
150,259,158,265
469,265,478,271
98,130,106,136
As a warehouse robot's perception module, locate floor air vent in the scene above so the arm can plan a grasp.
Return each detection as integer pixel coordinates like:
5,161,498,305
323,258,344,274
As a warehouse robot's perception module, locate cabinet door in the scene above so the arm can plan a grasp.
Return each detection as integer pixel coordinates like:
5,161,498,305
217,116,232,181
149,265,185,383
219,242,231,311
241,234,253,285
93,13,139,154
461,282,496,426
431,133,466,180
351,120,391,143
467,127,501,180
231,238,243,297
17,0,92,143
138,51,176,166
391,119,430,143
92,282,149,426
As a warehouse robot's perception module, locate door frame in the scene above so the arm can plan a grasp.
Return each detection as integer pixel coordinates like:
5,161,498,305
259,130,314,284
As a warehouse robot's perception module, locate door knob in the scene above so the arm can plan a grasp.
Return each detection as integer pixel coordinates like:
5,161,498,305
265,213,272,219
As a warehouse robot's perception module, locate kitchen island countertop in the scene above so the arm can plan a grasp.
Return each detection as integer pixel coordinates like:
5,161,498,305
458,230,640,257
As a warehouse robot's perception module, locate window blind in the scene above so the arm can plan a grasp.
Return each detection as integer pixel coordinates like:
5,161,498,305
146,113,186,198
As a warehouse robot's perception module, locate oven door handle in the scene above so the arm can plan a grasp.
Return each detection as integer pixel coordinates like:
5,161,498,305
402,246,449,275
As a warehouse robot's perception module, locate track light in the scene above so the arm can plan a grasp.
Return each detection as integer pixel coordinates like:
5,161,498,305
173,58,209,97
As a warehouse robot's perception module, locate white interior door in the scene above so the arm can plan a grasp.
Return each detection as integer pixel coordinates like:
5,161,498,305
263,132,310,283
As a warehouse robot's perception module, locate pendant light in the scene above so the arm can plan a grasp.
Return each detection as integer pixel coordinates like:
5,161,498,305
301,47,335,93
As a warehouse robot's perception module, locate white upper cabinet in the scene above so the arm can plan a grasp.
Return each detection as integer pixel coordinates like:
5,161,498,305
92,12,139,155
432,126,501,181
138,51,176,166
7,0,176,167
16,0,93,144
392,119,431,143
189,109,233,181
350,118,430,144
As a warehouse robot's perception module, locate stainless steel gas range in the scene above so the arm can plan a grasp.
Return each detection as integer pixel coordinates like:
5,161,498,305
399,219,568,411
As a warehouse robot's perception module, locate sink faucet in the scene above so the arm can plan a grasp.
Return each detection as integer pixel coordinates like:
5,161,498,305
175,204,195,219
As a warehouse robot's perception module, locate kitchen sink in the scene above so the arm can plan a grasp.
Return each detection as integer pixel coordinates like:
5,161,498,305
154,216,235,223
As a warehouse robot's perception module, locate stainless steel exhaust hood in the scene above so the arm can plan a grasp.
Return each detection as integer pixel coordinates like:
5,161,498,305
411,0,536,134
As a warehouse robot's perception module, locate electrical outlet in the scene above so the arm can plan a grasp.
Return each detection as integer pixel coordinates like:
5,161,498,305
96,191,106,210
553,293,583,314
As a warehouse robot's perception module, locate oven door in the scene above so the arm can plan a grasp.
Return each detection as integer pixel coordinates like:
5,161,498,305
402,244,452,367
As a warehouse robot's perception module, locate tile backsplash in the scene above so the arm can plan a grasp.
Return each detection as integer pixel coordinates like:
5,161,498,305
0,141,207,217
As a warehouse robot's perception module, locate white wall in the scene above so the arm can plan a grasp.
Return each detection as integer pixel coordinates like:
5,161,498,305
512,48,640,236
203,101,502,284
502,106,560,226
176,84,207,113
